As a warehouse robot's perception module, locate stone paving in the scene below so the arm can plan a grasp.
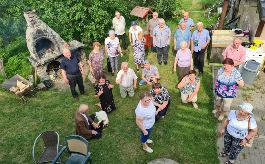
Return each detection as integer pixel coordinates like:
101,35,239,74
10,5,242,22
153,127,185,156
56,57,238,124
215,71,265,164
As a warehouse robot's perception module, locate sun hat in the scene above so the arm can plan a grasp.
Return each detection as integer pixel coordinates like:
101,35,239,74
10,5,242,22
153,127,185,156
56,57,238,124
109,30,115,35
131,21,137,26
237,102,254,115
143,60,149,64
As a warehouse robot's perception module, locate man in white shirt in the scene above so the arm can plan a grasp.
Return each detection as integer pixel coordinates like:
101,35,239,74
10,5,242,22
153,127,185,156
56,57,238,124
116,62,137,98
112,11,128,51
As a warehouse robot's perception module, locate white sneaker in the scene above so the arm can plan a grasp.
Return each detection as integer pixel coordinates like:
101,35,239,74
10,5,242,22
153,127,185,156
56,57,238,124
143,147,153,153
146,139,153,143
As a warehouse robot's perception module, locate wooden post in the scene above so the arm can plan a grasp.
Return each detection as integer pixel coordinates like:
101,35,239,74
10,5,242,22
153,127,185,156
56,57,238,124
146,14,149,24
0,58,7,79
138,17,141,26
218,0,229,30
34,67,37,85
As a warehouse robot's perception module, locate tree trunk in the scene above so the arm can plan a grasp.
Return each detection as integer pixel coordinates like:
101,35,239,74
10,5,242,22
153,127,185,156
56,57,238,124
0,58,7,79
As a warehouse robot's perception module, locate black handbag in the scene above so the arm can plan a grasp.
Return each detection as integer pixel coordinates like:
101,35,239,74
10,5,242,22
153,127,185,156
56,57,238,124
107,58,112,72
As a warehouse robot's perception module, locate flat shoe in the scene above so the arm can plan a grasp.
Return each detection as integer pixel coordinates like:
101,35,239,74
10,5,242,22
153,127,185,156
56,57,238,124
218,116,224,121
192,102,198,109
212,109,220,114
143,147,153,153
137,69,139,72
146,139,153,143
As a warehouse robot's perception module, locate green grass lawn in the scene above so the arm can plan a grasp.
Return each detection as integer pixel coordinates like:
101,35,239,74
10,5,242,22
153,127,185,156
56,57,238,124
0,0,222,163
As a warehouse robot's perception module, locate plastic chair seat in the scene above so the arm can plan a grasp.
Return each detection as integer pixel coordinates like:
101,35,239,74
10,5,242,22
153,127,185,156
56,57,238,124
65,154,87,164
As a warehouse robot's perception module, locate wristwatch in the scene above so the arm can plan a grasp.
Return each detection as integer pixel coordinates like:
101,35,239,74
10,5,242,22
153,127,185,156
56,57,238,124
245,137,249,142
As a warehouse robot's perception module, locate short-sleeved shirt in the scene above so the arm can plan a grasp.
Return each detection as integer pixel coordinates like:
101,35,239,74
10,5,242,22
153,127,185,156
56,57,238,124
60,55,80,75
142,65,159,79
178,18,194,30
105,37,120,57
135,100,156,129
227,110,257,139
153,25,171,48
174,28,191,49
175,48,192,67
217,67,242,85
147,18,160,37
129,26,143,42
116,68,137,88
112,16,126,35
222,45,246,65
180,76,200,94
191,29,210,52
150,86,170,105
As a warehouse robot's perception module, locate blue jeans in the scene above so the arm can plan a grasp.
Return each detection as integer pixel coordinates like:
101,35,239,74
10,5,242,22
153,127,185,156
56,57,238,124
151,37,154,53
140,128,152,143
139,77,160,85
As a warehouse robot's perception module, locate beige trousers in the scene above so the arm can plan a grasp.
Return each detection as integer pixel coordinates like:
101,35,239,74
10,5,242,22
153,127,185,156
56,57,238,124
215,95,234,112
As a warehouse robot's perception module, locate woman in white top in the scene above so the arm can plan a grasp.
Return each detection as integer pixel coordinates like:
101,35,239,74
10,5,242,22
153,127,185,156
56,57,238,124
129,21,143,43
219,102,258,164
135,91,156,153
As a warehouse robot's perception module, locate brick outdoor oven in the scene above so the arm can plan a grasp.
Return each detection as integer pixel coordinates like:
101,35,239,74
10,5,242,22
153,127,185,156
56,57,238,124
23,9,86,84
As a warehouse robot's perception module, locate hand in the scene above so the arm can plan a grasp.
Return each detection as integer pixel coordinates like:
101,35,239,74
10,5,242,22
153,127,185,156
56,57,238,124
155,111,159,115
190,66,193,70
143,130,148,135
92,130,98,135
108,84,114,89
239,138,247,146
185,76,190,83
90,69,93,72
148,76,152,81
220,129,225,136
173,68,176,72
187,97,192,102
131,44,134,47
133,85,137,90
174,47,177,51
93,123,100,129
201,45,206,49
64,78,69,84
191,49,194,54
147,81,152,86
153,43,156,47
121,53,123,57
81,70,86,77
98,89,103,96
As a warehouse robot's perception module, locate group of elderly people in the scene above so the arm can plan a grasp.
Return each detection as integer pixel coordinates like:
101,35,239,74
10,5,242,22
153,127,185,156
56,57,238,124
68,11,257,163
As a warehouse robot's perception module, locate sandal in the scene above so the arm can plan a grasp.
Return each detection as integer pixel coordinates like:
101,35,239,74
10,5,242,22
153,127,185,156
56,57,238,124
137,69,139,72
212,109,220,114
225,161,234,164
218,115,224,121
219,151,228,157
192,102,198,109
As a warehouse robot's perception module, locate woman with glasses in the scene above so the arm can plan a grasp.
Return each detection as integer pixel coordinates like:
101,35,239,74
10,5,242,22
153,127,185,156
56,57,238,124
135,91,156,153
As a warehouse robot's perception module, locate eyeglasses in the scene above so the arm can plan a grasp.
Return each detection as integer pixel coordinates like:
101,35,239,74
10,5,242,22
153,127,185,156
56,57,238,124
145,99,151,103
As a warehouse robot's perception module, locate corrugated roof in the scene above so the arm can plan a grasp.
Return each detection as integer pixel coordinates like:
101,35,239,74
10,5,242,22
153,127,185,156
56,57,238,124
130,6,153,18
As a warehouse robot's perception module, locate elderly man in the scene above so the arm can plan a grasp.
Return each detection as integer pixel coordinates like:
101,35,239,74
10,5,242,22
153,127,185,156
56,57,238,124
139,60,160,86
75,104,103,140
112,11,128,51
147,12,160,55
153,19,171,65
61,49,88,101
191,22,210,77
116,62,137,98
222,38,246,69
174,22,191,51
178,12,194,31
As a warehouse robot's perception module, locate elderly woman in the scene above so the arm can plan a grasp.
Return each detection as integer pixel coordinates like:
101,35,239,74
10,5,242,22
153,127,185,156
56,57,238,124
174,21,191,51
178,70,200,109
135,91,156,153
95,75,116,113
150,83,170,119
105,30,123,76
131,31,146,72
88,42,105,80
219,102,257,164
174,41,193,83
129,21,143,44
212,58,244,120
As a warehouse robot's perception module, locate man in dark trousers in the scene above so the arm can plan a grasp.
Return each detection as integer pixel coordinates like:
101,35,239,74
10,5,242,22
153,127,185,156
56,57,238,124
61,48,88,101
75,104,103,140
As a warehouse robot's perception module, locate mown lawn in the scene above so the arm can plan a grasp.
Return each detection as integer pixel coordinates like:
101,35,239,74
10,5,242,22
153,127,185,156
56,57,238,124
0,0,221,163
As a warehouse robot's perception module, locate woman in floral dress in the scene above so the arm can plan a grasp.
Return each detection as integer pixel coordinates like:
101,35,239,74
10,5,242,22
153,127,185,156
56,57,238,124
94,75,116,113
131,31,146,72
88,42,105,80
212,58,244,120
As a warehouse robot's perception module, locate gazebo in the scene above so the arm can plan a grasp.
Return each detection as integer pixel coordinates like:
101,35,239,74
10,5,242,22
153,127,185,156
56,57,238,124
130,6,153,26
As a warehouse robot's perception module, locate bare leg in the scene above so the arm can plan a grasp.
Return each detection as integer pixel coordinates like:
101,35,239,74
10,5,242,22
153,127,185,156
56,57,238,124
143,142,148,149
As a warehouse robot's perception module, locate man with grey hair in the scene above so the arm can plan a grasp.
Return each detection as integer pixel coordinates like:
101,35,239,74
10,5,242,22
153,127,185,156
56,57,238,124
147,12,160,55
222,38,246,69
60,48,88,101
112,11,128,51
178,12,194,31
174,21,191,51
116,62,137,98
153,19,171,65
75,104,103,140
191,22,210,77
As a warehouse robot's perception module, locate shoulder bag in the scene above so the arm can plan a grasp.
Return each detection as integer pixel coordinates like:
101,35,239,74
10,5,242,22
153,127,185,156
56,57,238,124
245,117,259,147
88,71,96,84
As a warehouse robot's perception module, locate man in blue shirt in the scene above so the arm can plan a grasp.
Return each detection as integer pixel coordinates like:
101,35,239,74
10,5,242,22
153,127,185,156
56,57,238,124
61,49,88,101
153,19,171,65
178,12,194,31
191,22,210,77
174,22,191,51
